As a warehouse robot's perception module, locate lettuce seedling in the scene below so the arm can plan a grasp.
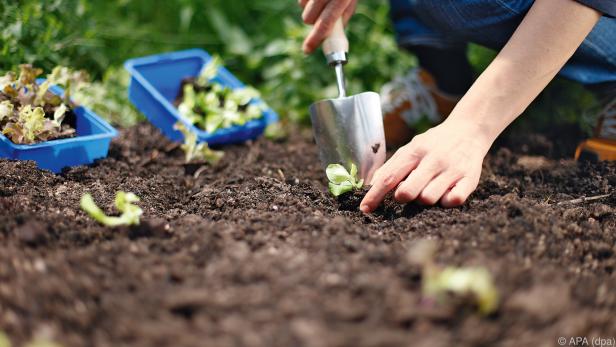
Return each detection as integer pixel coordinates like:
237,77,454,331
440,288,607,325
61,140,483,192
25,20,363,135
423,266,499,315
176,56,267,134
174,122,224,165
80,191,143,227
408,239,499,315
326,163,364,197
0,101,13,122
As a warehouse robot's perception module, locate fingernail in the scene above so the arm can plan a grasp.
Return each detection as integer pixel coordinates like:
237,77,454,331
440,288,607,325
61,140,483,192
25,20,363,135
360,204,370,213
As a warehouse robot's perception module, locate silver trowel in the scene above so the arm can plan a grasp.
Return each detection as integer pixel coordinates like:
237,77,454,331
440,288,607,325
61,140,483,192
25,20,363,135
309,19,386,184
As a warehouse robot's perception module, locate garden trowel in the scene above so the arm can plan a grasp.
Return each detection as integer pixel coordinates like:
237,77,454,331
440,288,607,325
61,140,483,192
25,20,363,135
309,19,386,184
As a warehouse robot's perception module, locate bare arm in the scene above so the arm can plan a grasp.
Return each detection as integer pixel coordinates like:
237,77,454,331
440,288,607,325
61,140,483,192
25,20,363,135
361,0,601,213
449,0,601,140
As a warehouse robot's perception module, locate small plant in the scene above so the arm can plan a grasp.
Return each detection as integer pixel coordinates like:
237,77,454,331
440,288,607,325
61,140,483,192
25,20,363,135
0,331,10,347
173,122,224,165
0,65,76,144
176,57,266,134
80,191,143,227
264,122,288,142
408,240,499,315
326,163,364,197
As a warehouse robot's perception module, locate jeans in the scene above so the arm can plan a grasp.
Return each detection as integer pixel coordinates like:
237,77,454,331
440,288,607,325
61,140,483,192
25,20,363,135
389,0,616,85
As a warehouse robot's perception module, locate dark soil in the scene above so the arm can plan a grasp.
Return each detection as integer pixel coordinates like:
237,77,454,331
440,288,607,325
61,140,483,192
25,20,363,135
0,123,615,347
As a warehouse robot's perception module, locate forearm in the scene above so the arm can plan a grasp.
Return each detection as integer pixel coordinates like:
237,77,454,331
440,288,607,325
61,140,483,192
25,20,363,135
448,0,601,141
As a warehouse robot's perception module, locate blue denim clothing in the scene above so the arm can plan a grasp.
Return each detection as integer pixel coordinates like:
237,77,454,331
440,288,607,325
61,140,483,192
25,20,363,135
389,0,616,85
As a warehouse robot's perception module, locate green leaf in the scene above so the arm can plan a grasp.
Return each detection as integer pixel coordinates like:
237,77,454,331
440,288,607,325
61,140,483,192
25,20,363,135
18,105,46,144
80,192,143,227
174,121,224,164
53,103,67,126
355,179,364,189
204,113,224,133
0,101,14,121
197,56,221,84
264,122,287,142
326,164,352,185
328,181,354,197
195,143,224,165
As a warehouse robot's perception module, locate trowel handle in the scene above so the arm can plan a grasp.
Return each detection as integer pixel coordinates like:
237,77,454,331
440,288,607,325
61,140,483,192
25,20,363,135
322,18,348,66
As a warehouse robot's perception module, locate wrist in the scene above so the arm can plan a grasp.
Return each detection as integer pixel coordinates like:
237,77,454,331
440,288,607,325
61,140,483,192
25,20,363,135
440,115,496,155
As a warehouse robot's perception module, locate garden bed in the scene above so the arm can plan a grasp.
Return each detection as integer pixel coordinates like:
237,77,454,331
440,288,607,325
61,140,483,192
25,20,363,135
0,123,614,347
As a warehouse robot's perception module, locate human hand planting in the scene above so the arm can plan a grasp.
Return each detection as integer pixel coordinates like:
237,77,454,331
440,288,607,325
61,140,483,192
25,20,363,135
299,0,357,54
360,119,492,213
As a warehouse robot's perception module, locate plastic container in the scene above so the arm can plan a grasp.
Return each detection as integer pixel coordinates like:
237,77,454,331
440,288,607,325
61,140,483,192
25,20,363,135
0,83,118,173
124,49,278,146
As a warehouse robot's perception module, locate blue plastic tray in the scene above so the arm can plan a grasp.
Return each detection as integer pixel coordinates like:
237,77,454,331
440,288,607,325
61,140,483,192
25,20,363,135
0,83,118,173
124,49,278,146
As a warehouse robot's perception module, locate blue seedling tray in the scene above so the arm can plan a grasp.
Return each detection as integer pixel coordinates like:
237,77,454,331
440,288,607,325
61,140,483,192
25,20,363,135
124,49,278,146
0,82,118,173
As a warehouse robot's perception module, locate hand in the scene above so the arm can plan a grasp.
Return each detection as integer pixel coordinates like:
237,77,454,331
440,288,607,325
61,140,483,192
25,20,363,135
299,0,357,54
360,119,494,213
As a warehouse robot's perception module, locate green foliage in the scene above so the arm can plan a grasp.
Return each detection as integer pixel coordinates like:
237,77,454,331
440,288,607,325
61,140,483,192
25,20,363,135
80,191,143,227
178,58,266,133
0,0,415,125
71,67,143,128
326,163,363,197
173,122,224,165
0,0,597,130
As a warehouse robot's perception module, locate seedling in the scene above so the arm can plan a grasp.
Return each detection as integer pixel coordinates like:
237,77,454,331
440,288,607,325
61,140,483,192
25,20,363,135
408,240,499,315
326,163,364,197
173,122,224,165
0,65,76,144
264,122,288,142
80,191,143,227
176,57,266,133
0,331,9,347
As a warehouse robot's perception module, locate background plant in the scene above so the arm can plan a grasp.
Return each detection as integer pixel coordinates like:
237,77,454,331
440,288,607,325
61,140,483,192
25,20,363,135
0,0,597,131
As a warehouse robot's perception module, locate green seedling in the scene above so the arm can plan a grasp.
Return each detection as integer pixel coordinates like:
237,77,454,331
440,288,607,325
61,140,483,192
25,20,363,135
80,191,143,227
174,122,224,165
408,239,499,315
326,163,364,197
264,122,288,142
0,331,10,347
177,57,267,134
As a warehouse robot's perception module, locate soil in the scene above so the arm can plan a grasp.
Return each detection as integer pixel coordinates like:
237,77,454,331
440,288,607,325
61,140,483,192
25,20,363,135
0,123,615,347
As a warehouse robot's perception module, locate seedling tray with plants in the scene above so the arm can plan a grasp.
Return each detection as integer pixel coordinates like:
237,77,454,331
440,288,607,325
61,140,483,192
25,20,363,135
124,49,278,146
0,65,117,173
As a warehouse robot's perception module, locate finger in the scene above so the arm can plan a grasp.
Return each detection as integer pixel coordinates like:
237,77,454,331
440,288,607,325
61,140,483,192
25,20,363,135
299,0,310,8
360,149,422,213
416,171,461,206
343,0,357,25
302,0,328,24
394,159,444,204
440,176,479,208
302,1,348,53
